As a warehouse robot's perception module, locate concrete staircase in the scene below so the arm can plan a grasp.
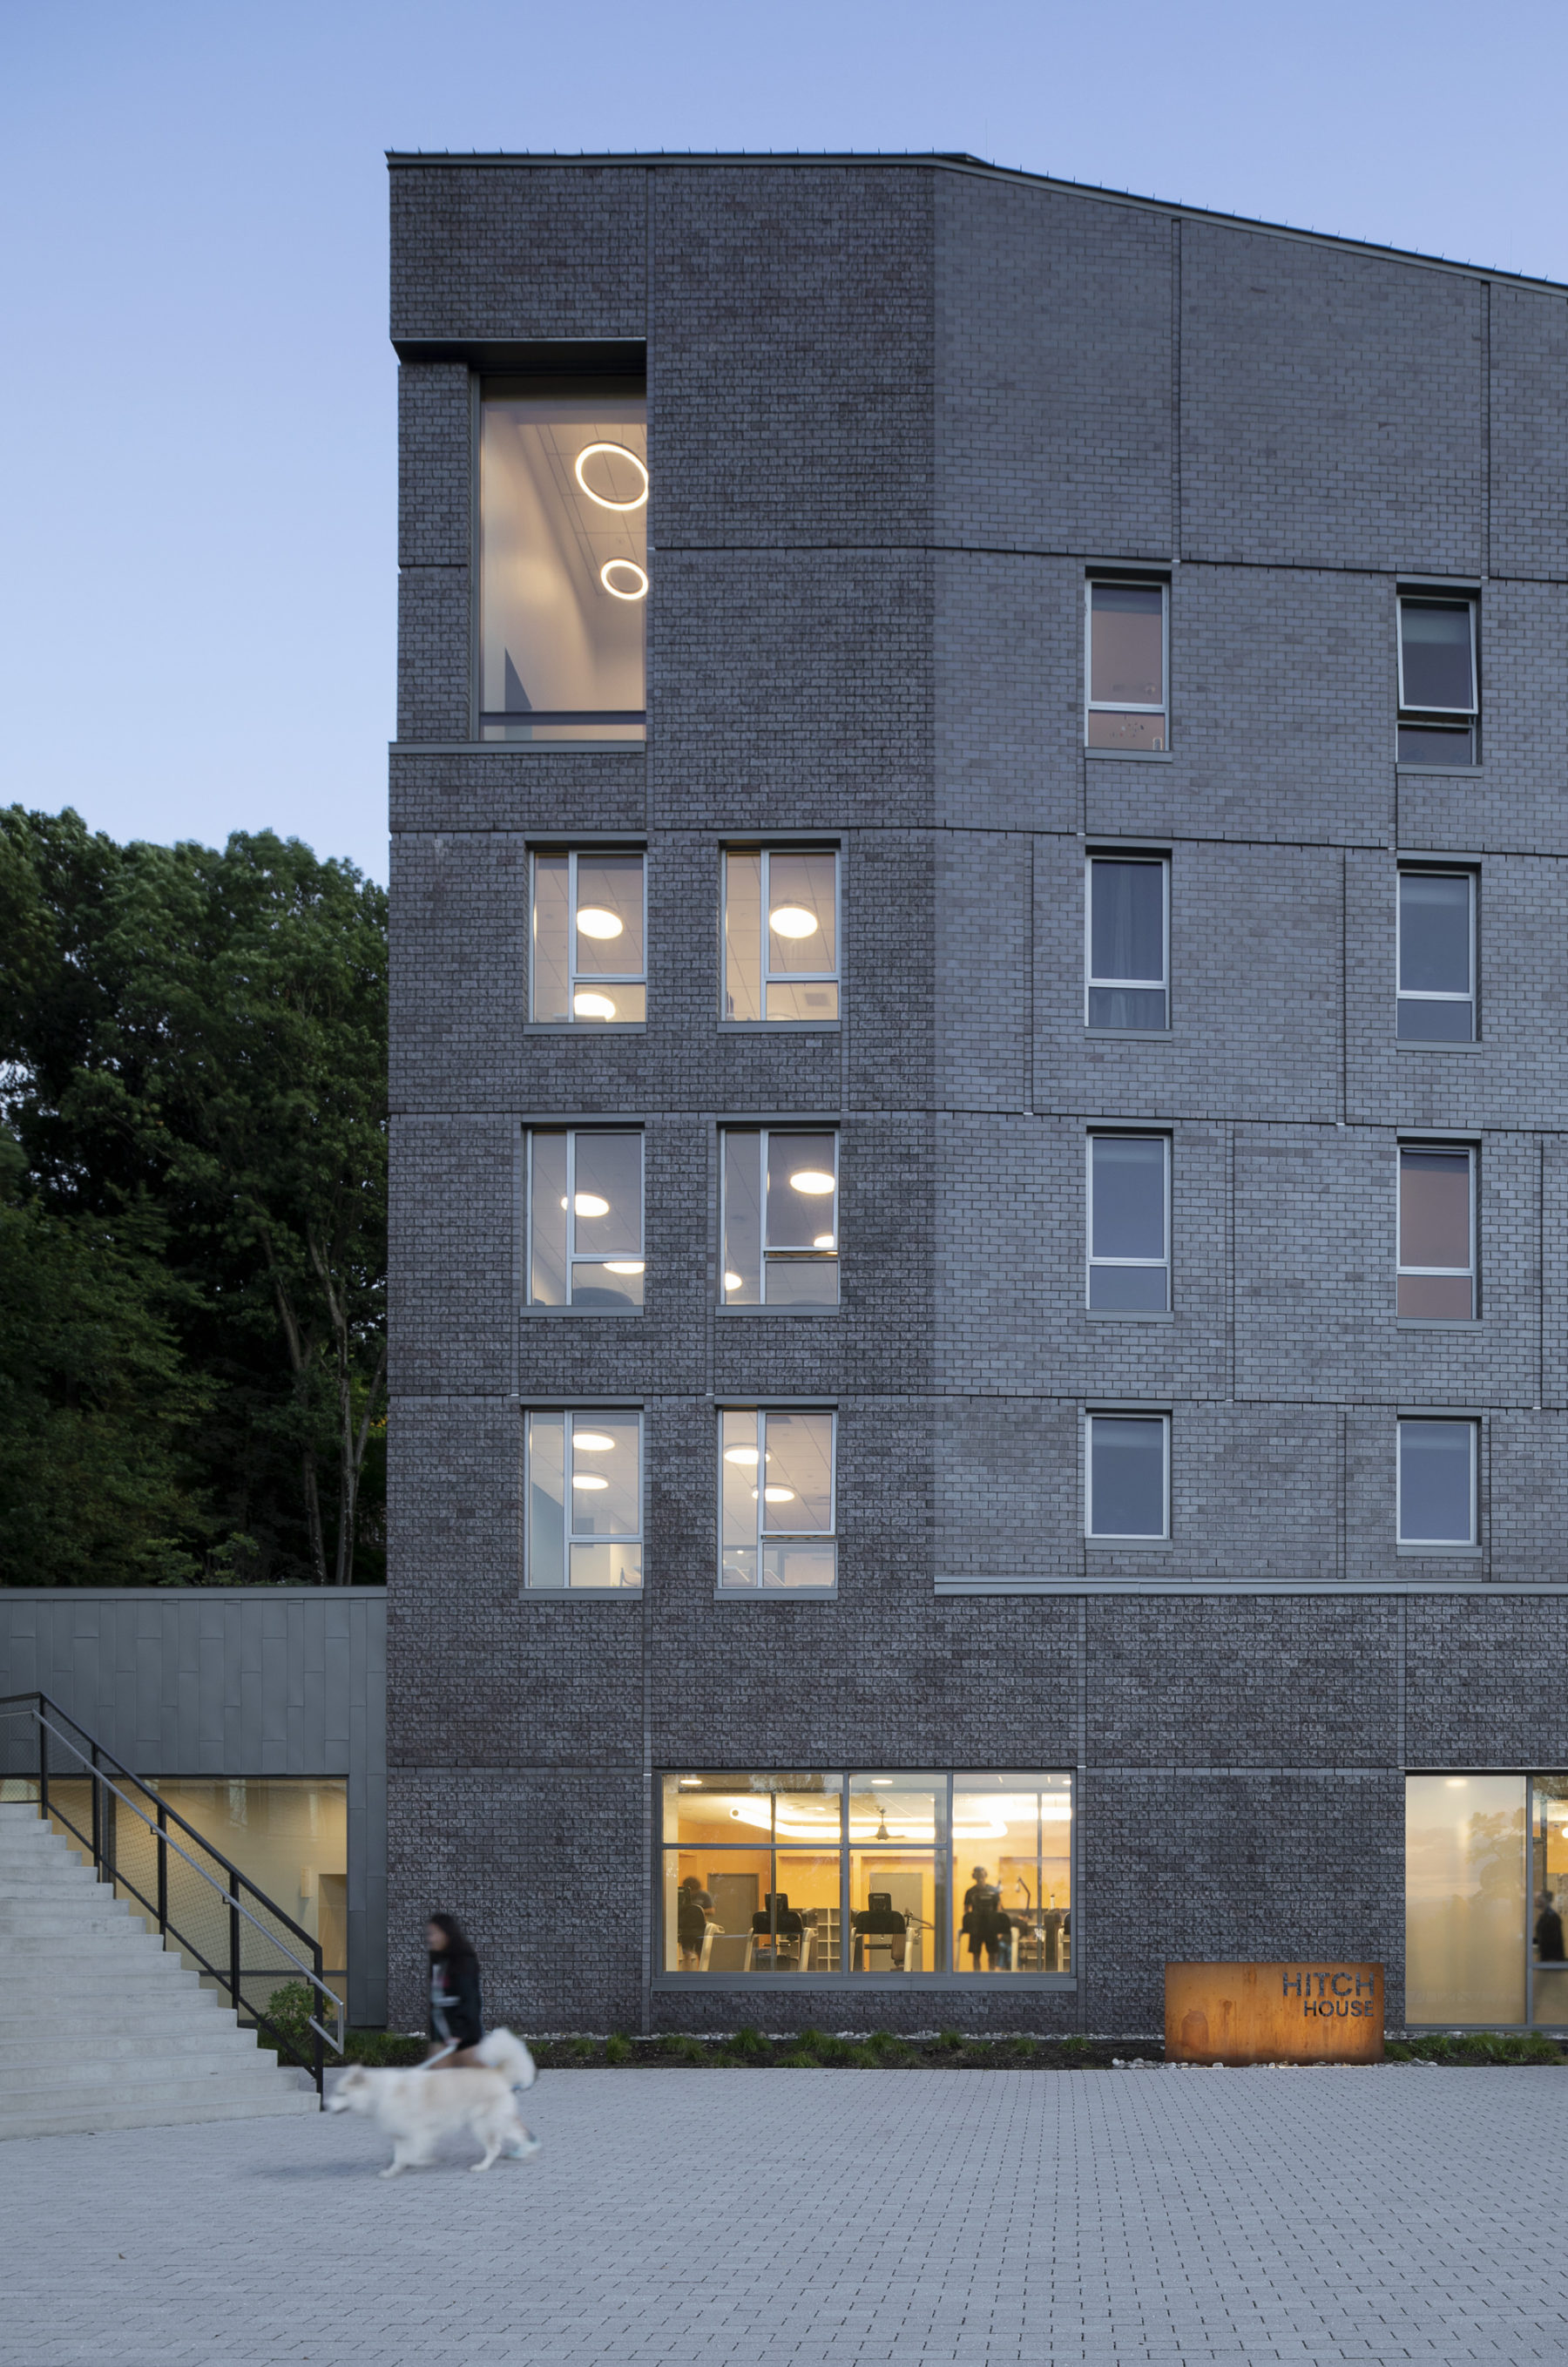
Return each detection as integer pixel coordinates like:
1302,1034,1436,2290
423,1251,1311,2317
0,1802,320,2138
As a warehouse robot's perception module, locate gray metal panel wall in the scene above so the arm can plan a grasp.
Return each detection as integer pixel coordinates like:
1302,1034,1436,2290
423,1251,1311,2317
0,1589,387,2027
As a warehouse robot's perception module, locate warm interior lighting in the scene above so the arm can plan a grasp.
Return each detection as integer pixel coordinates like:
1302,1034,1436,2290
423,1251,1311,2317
768,905,819,939
575,906,624,940
763,1486,795,1503
813,1233,835,1250
574,1432,616,1451
678,1775,700,1788
561,1193,611,1218
604,1261,645,1275
571,1474,609,1490
573,991,617,1019
789,1170,835,1194
574,442,650,511
600,558,649,601
723,1445,760,1465
723,1271,743,1291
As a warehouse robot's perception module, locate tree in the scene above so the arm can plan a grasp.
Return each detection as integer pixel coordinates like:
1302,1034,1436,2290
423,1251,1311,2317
0,808,388,1585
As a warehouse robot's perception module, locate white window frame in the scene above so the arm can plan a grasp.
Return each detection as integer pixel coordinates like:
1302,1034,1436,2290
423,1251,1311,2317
718,1408,838,1592
1396,1417,1477,1548
1396,869,1475,1040
1084,579,1169,747
524,1408,645,1590
529,848,647,1024
1084,854,1170,1030
525,1128,645,1306
721,846,841,1024
1396,1142,1476,1320
1396,595,1479,719
1085,1411,1171,1542
1086,1133,1171,1311
720,1127,840,1303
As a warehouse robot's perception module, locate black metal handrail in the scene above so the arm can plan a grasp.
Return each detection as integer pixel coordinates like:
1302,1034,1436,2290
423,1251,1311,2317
0,1691,343,2098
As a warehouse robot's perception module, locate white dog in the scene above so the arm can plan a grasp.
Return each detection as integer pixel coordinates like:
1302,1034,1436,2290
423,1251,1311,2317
328,2027,540,2175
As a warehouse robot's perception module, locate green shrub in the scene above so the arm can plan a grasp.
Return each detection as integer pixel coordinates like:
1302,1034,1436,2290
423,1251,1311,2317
605,2032,632,2065
262,1983,316,2064
798,2027,827,2053
731,2025,769,2059
663,2032,706,2066
571,2037,594,2062
779,2046,818,2068
344,2029,424,2067
1058,2035,1092,2059
935,2028,965,2053
813,2034,853,2066
1011,2033,1038,2059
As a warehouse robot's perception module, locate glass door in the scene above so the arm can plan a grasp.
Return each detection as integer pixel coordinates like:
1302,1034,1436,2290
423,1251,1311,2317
1531,1779,1568,2027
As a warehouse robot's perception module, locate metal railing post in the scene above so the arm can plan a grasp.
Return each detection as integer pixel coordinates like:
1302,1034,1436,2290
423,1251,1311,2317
156,1800,168,1940
37,1708,48,1827
313,1941,325,2094
230,1884,242,2024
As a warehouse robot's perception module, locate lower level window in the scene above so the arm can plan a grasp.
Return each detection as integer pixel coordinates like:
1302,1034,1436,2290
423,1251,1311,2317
525,1410,642,1588
720,1410,836,1590
660,1770,1072,1978
1397,1417,1476,1546
1086,1412,1169,1539
1406,1773,1568,2028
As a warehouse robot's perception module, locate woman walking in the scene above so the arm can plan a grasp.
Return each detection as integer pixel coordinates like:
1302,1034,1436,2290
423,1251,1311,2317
426,1913,485,2066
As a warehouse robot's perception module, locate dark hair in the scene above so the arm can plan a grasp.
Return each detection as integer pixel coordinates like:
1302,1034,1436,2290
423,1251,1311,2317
427,1912,476,1962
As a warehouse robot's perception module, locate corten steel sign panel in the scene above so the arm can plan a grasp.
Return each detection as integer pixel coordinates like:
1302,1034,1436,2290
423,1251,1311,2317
1166,1962,1384,2065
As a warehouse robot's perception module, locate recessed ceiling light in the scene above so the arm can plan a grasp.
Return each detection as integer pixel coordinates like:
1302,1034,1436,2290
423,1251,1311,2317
763,1485,795,1503
724,1270,743,1291
574,1432,616,1451
573,991,617,1019
576,906,624,940
813,1234,835,1249
768,904,818,938
572,1194,610,1218
724,1446,760,1466
789,1170,835,1194
604,1261,645,1275
571,1474,609,1490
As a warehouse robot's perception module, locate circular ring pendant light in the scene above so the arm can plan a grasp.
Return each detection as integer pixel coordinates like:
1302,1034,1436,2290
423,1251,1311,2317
600,559,649,601
575,442,649,511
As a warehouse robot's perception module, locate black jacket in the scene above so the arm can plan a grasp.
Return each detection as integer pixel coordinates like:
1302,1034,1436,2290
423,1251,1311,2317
429,1951,483,2048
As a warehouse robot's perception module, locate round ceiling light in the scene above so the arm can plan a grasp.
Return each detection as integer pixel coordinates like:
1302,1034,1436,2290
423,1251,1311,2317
575,442,649,511
573,991,617,1019
571,1473,609,1490
723,1444,760,1466
575,906,624,939
600,558,649,601
573,1193,610,1219
789,1169,835,1194
813,1233,835,1249
768,904,818,938
574,1432,617,1451
762,1485,795,1503
604,1261,645,1275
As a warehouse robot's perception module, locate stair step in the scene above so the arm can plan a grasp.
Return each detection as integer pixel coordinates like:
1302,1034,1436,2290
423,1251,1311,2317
0,2087,320,2139
0,2046,288,2093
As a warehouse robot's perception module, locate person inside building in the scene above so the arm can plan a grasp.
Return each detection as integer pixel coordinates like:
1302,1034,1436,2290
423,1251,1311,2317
677,1876,713,1969
426,1913,485,2065
1535,1890,1565,1964
962,1866,1006,1971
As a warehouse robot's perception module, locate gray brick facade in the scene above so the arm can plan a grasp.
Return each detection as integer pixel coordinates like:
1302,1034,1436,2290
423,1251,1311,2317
387,153,1568,2040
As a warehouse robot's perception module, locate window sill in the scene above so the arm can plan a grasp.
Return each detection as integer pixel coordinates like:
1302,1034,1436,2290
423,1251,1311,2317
716,1021,841,1034
1084,1027,1173,1041
713,1587,839,1602
652,1972,1075,1991
389,740,648,754
1087,1309,1174,1323
521,1588,645,1600
1395,1318,1479,1330
1396,1544,1482,1559
715,1303,840,1318
1084,747,1173,763
1395,1038,1481,1053
520,1306,645,1319
1395,762,1482,775
524,1022,647,1035
1085,1537,1172,1550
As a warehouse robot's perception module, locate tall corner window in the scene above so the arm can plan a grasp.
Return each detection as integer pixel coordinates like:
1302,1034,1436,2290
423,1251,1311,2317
527,1131,645,1309
1087,1134,1170,1312
1085,580,1167,750
720,1409,836,1591
1397,1143,1475,1320
479,378,646,742
1397,1418,1477,1547
531,849,645,1025
1086,1412,1169,1540
1397,595,1477,767
721,1131,838,1306
722,847,839,1023
1397,869,1474,1043
524,1410,643,1588
1086,853,1169,1030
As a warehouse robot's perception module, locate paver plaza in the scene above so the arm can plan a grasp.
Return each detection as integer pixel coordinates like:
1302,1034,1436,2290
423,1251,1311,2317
3,2068,1564,2364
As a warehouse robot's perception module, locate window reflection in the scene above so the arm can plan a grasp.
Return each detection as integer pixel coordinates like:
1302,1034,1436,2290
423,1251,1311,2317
723,849,839,1022
531,851,646,1025
480,388,646,741
524,1410,642,1588
719,1410,836,1590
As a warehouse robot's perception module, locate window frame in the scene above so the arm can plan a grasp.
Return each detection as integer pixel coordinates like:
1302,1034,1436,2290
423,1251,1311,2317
717,1407,839,1594
1084,578,1170,749
1396,1141,1477,1322
720,844,841,1026
1085,1410,1171,1542
720,1127,841,1307
1396,867,1476,1043
654,1768,1076,1989
1396,593,1479,766
528,847,647,1026
1084,852,1171,1031
524,1126,645,1309
1085,1133,1171,1313
1396,1417,1478,1550
523,1407,645,1592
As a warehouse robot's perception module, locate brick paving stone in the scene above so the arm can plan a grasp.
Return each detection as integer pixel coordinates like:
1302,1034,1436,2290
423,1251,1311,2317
1,2067,1565,2365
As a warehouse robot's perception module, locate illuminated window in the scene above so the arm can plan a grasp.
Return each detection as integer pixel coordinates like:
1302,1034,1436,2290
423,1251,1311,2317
720,1131,838,1306
526,1131,644,1309
722,848,839,1023
524,1410,642,1589
719,1410,836,1591
479,381,646,742
531,851,645,1025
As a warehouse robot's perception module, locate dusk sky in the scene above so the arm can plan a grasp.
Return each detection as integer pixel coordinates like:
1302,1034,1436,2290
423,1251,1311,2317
3,0,1564,883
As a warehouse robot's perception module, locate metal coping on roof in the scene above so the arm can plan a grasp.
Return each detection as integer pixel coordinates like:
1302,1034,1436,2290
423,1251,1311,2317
383,149,1568,297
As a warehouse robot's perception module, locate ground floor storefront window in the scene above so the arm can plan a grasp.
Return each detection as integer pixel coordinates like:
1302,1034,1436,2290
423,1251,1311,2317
1406,1773,1568,2027
659,1771,1071,1980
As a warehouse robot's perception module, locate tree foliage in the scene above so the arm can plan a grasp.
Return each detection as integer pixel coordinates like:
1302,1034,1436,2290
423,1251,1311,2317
0,808,388,1586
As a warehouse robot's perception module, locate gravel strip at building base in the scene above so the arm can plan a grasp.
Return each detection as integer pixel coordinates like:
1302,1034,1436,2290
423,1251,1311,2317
2,2066,1562,2365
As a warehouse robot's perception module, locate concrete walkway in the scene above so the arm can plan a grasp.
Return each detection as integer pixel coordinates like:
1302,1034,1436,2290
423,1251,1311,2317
2,2066,1563,2364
